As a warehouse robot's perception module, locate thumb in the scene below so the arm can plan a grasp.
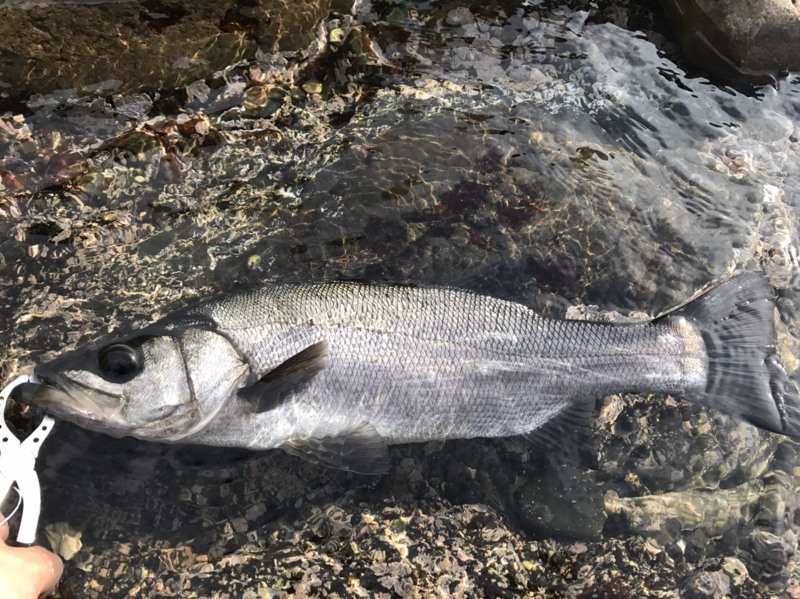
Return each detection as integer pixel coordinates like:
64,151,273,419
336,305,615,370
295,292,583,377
0,513,8,543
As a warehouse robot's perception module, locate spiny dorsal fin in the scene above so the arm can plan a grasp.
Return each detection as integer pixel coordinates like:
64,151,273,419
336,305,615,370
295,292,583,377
239,341,329,412
281,421,390,475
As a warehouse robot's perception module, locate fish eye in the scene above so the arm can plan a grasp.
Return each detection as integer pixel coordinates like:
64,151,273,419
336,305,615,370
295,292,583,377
98,343,143,383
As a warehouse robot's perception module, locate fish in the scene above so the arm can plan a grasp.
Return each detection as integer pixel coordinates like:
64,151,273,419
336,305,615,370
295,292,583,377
19,271,800,474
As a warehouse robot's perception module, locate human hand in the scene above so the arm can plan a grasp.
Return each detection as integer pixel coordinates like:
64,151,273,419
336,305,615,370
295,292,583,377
0,514,63,599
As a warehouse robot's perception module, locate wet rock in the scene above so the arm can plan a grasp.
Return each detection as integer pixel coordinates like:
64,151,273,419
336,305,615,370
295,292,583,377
658,0,800,80
745,529,797,577
604,483,762,538
681,569,731,599
597,394,777,494
0,0,337,97
721,556,749,587
44,521,83,561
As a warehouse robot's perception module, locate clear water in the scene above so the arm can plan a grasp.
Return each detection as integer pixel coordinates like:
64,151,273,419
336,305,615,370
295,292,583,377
0,0,799,596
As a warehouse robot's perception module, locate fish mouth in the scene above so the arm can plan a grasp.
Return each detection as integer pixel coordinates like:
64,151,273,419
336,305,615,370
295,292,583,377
25,368,130,435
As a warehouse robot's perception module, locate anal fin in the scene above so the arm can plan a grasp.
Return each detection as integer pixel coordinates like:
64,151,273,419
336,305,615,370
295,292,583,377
281,421,390,475
524,400,597,468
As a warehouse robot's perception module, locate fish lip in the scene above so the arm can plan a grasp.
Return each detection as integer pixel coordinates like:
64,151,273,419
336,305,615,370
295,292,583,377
30,366,128,431
28,367,70,404
32,369,65,393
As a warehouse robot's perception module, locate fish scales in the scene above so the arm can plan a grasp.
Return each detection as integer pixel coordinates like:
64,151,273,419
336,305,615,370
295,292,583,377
22,272,800,473
194,283,700,443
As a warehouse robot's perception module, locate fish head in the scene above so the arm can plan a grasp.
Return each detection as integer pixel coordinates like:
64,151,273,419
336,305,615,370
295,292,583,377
25,326,248,441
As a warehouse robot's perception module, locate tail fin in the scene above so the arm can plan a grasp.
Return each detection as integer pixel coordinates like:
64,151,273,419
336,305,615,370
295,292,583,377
662,272,800,438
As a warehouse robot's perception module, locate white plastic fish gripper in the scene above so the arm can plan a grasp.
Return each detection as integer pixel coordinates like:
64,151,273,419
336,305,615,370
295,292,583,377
0,374,55,545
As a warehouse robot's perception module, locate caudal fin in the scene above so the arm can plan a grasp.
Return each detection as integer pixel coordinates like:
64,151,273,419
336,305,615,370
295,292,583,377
664,272,800,438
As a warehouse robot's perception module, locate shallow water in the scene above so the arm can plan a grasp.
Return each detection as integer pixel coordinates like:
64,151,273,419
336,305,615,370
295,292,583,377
1,0,799,596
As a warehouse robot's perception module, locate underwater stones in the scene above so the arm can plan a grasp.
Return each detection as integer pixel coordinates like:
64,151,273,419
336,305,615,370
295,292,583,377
721,556,750,587
746,529,797,577
597,393,777,495
658,0,800,80
758,184,800,290
752,470,797,529
681,569,731,599
0,0,338,97
605,483,762,538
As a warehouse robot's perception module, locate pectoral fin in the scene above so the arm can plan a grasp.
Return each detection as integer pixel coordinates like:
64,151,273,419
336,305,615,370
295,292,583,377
281,421,390,475
240,341,329,412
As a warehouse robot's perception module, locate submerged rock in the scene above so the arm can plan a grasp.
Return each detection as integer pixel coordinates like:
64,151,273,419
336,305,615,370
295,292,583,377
658,0,800,80
605,484,760,538
681,569,731,599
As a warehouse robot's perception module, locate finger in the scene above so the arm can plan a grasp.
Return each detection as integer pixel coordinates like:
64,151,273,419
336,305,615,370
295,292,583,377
0,514,8,542
23,546,64,594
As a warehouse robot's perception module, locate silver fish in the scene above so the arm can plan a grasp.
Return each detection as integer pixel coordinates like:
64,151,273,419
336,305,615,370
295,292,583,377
21,272,800,474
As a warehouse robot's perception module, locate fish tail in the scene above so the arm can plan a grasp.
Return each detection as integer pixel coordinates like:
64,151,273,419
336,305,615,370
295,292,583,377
662,272,800,437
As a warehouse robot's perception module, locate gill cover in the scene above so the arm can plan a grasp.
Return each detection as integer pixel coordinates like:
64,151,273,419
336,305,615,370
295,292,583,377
30,325,249,442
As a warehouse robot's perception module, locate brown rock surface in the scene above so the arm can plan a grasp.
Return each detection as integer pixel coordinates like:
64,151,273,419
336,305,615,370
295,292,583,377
659,0,800,78
0,0,334,97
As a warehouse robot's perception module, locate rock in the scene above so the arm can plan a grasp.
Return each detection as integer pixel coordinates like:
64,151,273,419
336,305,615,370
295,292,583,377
0,0,337,97
658,0,800,79
44,521,83,561
597,394,777,494
721,556,750,587
604,483,763,538
758,184,800,292
682,569,731,599
745,529,797,576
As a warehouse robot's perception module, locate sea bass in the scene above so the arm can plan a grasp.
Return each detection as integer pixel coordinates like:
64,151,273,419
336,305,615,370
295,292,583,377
21,272,800,473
